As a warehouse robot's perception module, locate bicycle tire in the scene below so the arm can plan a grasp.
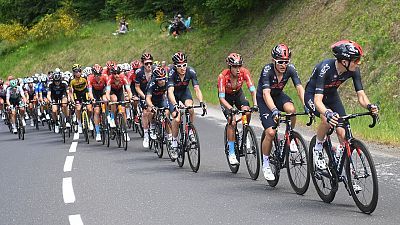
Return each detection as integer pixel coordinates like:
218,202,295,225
82,111,89,144
101,113,107,145
106,125,111,147
60,113,66,143
224,124,240,173
187,125,201,172
121,115,128,151
155,122,164,158
115,114,122,148
176,124,185,167
309,135,338,203
160,21,170,32
243,126,260,180
261,131,280,187
345,139,378,214
286,131,310,195
137,116,144,138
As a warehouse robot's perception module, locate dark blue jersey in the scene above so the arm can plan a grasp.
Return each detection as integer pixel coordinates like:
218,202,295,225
256,63,301,98
167,66,199,93
305,59,363,95
135,66,155,93
146,78,167,102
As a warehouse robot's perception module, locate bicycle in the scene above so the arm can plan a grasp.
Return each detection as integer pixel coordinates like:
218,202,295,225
80,101,93,144
174,105,207,172
14,105,26,140
109,101,130,151
223,107,261,180
160,20,173,32
308,111,379,214
93,100,110,147
151,107,171,158
51,101,70,143
261,112,313,194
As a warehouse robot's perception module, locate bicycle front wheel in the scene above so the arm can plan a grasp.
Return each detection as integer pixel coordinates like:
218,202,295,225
243,126,260,180
261,131,280,187
224,124,239,173
187,125,200,172
155,122,164,158
308,136,338,203
82,112,89,144
286,131,310,195
120,116,128,151
345,139,378,214
176,125,185,167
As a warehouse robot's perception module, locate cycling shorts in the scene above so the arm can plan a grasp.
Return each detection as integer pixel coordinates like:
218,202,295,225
220,89,250,119
304,91,346,117
258,92,293,129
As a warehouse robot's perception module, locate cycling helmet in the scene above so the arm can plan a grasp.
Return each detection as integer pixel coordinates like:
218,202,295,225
33,76,39,83
26,77,34,83
153,61,160,66
110,64,121,74
63,71,72,77
82,67,92,76
177,14,182,18
141,53,153,62
106,60,117,69
40,75,48,83
131,60,142,70
10,79,18,88
92,64,103,76
72,64,82,72
54,68,61,73
271,44,291,60
226,53,243,66
172,52,187,65
153,67,167,80
7,75,14,81
53,72,62,81
0,79,4,85
331,40,363,61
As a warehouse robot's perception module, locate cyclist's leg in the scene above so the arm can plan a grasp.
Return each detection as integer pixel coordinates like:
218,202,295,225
236,90,251,123
221,94,237,159
328,93,346,144
181,88,195,122
279,93,296,127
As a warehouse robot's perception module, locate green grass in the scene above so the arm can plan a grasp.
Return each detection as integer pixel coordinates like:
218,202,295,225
0,0,399,145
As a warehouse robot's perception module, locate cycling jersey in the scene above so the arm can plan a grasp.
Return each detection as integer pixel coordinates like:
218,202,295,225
146,78,168,108
70,77,87,92
24,84,36,101
6,86,24,100
0,85,6,98
256,63,301,98
135,66,154,94
48,81,68,100
217,67,255,97
87,74,108,91
107,74,129,91
167,66,199,93
305,58,363,95
35,82,48,97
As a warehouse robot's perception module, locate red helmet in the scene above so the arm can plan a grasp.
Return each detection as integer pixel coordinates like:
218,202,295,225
7,75,14,81
152,67,167,80
106,60,117,69
92,64,103,76
0,79,4,85
141,53,153,63
226,53,243,66
331,40,363,61
271,44,291,60
131,60,142,70
172,52,187,65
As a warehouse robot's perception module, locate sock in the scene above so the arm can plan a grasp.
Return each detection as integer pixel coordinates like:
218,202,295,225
77,120,82,126
172,137,178,147
110,112,114,120
263,155,270,168
144,129,149,138
228,141,235,155
95,125,100,134
314,138,324,152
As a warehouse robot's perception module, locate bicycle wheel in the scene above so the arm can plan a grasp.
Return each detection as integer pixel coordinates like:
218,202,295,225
345,139,378,214
187,125,200,172
308,135,338,203
243,126,260,180
82,112,89,144
285,131,310,195
115,115,122,148
176,124,185,167
160,21,170,32
60,114,66,143
164,119,174,161
155,122,164,158
120,115,128,151
224,124,240,173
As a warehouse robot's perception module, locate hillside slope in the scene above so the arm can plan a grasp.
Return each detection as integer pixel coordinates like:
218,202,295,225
0,0,399,144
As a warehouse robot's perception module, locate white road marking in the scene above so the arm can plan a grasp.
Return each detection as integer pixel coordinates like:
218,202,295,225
69,214,84,225
63,177,76,203
63,156,74,172
69,142,78,153
73,133,79,140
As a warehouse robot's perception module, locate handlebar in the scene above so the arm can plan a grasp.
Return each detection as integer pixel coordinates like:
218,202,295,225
327,111,378,135
272,112,314,129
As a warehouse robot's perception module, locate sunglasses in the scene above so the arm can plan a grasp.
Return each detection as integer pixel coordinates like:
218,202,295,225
274,59,290,65
73,69,82,73
145,62,153,66
156,77,166,81
175,63,187,68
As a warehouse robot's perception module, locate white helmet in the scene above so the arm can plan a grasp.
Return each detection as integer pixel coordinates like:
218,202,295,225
82,66,92,77
55,68,61,73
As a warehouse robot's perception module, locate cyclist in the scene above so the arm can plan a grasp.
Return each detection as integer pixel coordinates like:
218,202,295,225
0,79,6,120
257,44,306,180
146,67,171,152
70,64,93,134
218,53,258,165
24,77,37,127
105,64,134,141
304,40,379,170
135,53,156,148
167,52,207,155
35,74,50,122
47,72,70,133
88,64,109,141
6,79,27,134
102,60,117,76
128,60,142,123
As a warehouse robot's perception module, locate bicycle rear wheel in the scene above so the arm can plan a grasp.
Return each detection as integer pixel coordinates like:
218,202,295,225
82,112,89,144
243,126,260,180
345,139,378,214
286,131,310,195
176,125,185,167
224,124,240,173
187,125,200,172
155,122,164,158
115,115,122,148
309,135,338,203
60,114,66,143
120,115,128,151
261,131,281,186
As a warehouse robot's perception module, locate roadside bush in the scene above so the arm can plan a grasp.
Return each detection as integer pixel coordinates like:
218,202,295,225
0,22,28,42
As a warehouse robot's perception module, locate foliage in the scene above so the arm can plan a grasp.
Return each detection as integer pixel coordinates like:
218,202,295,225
0,22,28,42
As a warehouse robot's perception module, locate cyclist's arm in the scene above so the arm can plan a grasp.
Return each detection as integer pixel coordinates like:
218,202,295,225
262,89,277,111
352,69,369,109
135,83,145,99
295,85,306,105
314,94,329,115
167,86,177,106
47,90,52,102
122,76,132,99
193,85,203,103
356,90,371,109
217,74,233,109
5,88,11,106
243,69,257,106
145,94,153,108
289,65,305,105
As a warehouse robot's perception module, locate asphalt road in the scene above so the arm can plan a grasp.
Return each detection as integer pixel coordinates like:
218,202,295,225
1,108,399,225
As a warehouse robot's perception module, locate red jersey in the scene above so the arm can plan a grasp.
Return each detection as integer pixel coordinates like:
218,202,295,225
127,70,136,84
217,67,255,95
87,74,108,91
102,67,111,76
107,74,129,91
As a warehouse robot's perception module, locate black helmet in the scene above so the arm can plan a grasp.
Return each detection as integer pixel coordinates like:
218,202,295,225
53,72,62,81
172,52,187,64
331,40,363,61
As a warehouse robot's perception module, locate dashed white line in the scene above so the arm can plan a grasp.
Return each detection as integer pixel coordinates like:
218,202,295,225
69,142,78,153
64,156,75,172
63,177,76,203
69,214,84,225
73,133,80,140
